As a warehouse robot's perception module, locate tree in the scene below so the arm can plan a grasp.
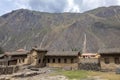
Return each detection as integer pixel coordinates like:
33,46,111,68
0,47,4,54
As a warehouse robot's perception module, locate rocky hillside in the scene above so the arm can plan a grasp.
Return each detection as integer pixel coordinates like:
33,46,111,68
0,6,120,52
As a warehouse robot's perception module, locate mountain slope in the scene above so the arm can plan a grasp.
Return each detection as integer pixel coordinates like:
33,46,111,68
0,6,120,52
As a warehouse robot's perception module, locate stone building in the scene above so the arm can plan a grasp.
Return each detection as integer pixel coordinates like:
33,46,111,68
0,54,6,65
99,48,120,71
0,48,100,70
45,51,79,69
0,46,100,70
27,48,47,67
78,53,100,71
0,48,48,68
0,49,29,66
0,49,29,74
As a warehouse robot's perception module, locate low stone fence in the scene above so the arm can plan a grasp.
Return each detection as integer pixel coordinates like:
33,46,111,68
78,63,101,71
0,66,19,75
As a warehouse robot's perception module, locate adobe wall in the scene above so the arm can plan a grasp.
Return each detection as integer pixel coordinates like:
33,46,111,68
28,50,47,68
45,56,78,70
46,63,78,70
36,51,46,67
16,58,28,66
100,57,120,71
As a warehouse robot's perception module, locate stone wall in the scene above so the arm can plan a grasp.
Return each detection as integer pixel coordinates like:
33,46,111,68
0,60,7,66
100,57,120,71
78,63,100,71
78,58,100,71
29,50,47,68
0,66,19,75
45,56,78,70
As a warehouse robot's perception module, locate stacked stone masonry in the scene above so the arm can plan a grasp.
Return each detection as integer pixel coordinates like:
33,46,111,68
0,66,19,74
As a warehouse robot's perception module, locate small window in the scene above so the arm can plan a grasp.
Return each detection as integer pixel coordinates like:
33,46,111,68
71,58,74,63
43,59,45,63
47,59,50,63
64,58,67,63
19,59,21,63
104,58,109,64
83,56,85,58
58,58,61,63
114,57,120,64
78,52,81,56
53,58,55,63
22,59,24,63
39,59,41,63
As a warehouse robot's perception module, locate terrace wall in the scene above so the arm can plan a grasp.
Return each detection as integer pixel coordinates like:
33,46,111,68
0,66,19,75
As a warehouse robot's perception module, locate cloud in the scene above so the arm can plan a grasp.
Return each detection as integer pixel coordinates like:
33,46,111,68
63,0,81,12
0,0,30,15
29,0,67,12
79,0,105,12
0,0,120,15
28,0,120,13
29,0,81,13
11,0,30,9
79,0,120,12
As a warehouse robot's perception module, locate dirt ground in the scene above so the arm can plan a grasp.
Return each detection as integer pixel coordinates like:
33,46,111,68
0,68,119,80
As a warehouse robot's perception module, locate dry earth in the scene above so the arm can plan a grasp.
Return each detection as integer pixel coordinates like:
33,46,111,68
11,75,68,80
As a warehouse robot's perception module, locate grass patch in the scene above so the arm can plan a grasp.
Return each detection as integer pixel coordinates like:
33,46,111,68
53,69,120,80
60,70,87,79
87,71,120,80
55,69,88,80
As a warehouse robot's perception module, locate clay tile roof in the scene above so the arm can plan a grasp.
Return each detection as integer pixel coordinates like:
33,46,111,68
98,48,120,54
4,52,11,54
5,51,29,56
16,49,26,52
46,51,79,56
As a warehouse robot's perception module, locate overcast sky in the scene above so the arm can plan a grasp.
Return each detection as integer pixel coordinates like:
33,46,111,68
0,0,120,15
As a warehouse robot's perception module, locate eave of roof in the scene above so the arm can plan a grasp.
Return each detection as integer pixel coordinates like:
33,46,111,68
98,48,120,54
46,51,78,56
5,51,29,56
